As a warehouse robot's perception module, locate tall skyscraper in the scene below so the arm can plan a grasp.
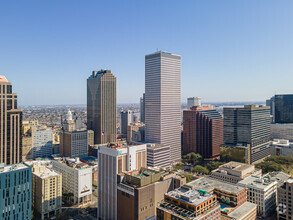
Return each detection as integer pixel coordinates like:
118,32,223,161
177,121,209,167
0,75,22,165
87,70,117,144
120,110,133,136
274,94,293,123
187,97,201,109
145,51,181,162
223,105,271,163
140,93,145,123
183,106,223,160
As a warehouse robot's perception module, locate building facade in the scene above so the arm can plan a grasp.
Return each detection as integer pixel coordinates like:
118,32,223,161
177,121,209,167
29,162,62,220
277,179,293,220
87,70,117,144
271,123,293,142
120,110,133,136
0,75,22,165
32,126,53,159
52,158,92,206
98,143,147,220
183,107,223,160
145,51,181,162
140,93,145,123
223,105,271,164
0,163,32,220
146,143,171,168
274,94,293,123
187,97,201,109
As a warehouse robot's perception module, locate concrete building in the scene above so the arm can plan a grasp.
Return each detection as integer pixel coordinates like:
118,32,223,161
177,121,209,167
210,161,261,184
33,126,53,159
120,110,133,136
127,122,145,143
60,110,90,158
270,139,293,156
117,168,186,220
98,143,147,220
0,75,23,165
157,187,220,220
237,174,278,217
277,179,293,220
145,51,181,162
187,97,201,109
0,162,32,220
52,157,92,206
223,105,271,164
271,123,293,142
183,106,223,160
146,143,171,168
87,70,117,144
140,93,145,123
28,161,62,220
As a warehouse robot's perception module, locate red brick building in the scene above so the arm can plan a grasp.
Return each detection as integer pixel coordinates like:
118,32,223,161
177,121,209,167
183,107,223,160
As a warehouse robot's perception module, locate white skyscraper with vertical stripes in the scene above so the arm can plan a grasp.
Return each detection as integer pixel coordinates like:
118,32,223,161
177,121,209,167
145,51,181,162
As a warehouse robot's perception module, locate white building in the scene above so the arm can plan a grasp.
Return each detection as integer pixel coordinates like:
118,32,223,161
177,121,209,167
270,139,293,156
98,143,146,220
187,97,201,109
237,175,278,217
145,51,181,162
33,126,53,159
52,157,92,206
146,143,171,168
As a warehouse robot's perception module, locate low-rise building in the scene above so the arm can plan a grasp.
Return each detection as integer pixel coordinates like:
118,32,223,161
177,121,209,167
117,168,186,220
52,157,92,206
277,179,293,220
237,174,278,217
0,163,32,220
157,187,220,220
146,143,171,168
210,161,261,184
270,139,293,157
27,161,62,220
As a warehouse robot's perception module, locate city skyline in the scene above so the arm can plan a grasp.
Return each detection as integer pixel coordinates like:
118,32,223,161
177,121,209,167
1,1,293,105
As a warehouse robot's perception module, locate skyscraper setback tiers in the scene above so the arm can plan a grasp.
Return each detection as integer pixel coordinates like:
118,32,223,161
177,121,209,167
0,75,22,165
145,51,182,162
87,70,117,144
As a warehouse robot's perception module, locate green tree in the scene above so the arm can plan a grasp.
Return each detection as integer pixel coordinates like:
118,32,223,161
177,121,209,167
182,152,202,165
256,161,283,173
205,161,225,172
265,156,293,165
192,165,209,174
183,173,194,183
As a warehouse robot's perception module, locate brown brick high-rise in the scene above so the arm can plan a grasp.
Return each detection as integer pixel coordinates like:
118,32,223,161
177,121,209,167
183,107,223,160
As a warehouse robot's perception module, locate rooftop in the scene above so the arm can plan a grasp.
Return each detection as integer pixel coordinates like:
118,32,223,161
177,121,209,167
53,157,90,170
30,162,61,179
0,75,8,83
269,171,291,187
0,163,30,174
237,174,278,190
219,161,253,172
228,202,257,219
185,177,245,194
146,143,170,150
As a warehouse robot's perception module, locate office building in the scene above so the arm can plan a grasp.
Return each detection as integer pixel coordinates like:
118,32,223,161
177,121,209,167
52,157,92,206
22,129,34,161
157,188,220,220
237,175,278,217
98,143,147,220
140,93,145,123
277,179,293,220
120,110,133,136
187,97,201,109
117,168,186,220
33,126,53,159
274,94,293,123
127,122,145,143
145,51,181,162
60,110,89,158
271,123,293,142
183,106,223,160
146,143,171,168
210,161,261,184
0,75,22,165
27,161,62,220
223,105,271,164
87,70,117,144
0,162,32,220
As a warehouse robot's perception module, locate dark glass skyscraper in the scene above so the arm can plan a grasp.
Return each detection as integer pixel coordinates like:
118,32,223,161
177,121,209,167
274,94,293,123
223,105,271,163
0,75,22,165
87,70,117,144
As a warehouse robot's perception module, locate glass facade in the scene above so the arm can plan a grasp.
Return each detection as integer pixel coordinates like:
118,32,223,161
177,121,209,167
275,95,293,123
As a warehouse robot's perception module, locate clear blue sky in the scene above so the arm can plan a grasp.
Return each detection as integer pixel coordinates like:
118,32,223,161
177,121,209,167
1,0,293,105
